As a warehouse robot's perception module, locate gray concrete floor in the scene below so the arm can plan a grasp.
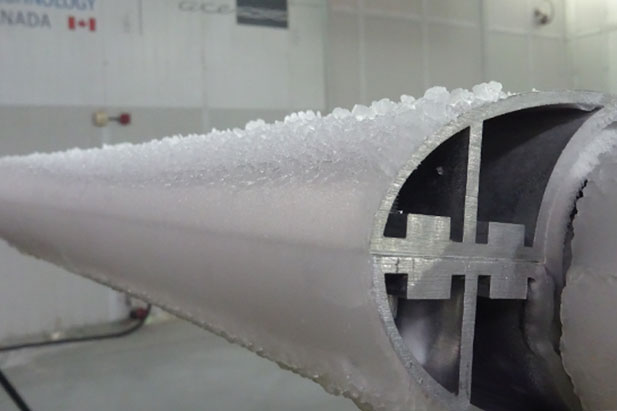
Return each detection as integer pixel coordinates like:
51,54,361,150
0,319,358,410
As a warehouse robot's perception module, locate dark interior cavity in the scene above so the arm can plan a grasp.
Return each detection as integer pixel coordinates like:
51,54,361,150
395,276,465,394
478,106,596,246
384,128,470,241
470,293,565,411
383,104,599,410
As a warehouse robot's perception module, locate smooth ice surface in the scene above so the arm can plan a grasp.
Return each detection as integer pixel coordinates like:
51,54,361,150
0,83,505,411
562,142,617,411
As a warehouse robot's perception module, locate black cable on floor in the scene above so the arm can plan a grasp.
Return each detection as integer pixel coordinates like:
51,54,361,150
0,368,32,411
0,304,151,410
0,304,151,352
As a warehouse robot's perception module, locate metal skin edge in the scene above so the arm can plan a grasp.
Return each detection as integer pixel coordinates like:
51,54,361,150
370,90,617,411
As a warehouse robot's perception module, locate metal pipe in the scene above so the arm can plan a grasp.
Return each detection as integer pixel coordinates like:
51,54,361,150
0,86,615,410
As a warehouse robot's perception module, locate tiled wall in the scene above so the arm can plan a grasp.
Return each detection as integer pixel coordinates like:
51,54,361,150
326,0,570,110
566,0,617,92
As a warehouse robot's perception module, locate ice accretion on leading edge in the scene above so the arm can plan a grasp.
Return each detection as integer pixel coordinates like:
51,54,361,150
0,82,508,189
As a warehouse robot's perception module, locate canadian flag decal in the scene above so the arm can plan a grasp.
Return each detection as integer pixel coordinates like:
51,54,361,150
68,16,96,32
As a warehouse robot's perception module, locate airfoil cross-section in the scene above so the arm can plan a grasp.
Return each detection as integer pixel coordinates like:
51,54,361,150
373,121,542,403
371,103,600,411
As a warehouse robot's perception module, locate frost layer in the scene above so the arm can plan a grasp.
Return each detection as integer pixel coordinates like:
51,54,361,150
562,145,617,411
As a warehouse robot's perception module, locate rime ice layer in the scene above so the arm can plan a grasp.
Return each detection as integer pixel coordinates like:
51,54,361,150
1,83,506,188
0,83,506,411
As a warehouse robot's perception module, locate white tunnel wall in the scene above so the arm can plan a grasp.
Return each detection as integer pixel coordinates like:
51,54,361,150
0,0,571,341
326,0,570,110
566,0,617,93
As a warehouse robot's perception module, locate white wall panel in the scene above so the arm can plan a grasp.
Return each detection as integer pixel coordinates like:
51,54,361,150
101,0,204,108
326,0,570,111
567,0,617,93
0,0,204,108
329,0,357,10
204,0,326,111
569,0,605,34
486,0,532,31
426,0,480,24
288,2,326,110
206,29,287,109
607,0,617,26
0,3,106,106
532,37,569,90
364,15,424,102
364,0,421,15
325,10,361,109
0,0,326,110
203,1,289,110
486,32,531,92
426,23,483,90
570,33,608,91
